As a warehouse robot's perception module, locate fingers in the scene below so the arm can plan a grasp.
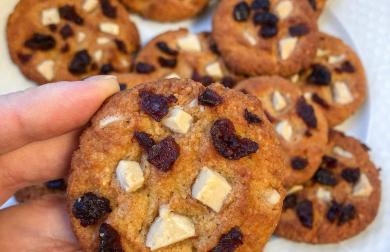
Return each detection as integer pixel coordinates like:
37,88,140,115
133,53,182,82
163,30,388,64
0,196,80,252
0,130,80,204
0,76,119,154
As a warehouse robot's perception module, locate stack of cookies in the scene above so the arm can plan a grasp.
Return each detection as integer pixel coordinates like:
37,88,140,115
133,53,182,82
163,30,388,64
6,0,381,251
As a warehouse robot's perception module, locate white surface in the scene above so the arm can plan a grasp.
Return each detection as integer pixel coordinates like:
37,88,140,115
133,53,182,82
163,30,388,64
0,0,389,250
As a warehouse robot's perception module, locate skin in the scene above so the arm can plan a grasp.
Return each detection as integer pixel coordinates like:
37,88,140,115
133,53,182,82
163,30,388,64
0,76,120,251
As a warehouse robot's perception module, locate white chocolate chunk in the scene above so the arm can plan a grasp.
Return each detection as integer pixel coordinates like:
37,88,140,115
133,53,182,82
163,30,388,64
290,74,299,83
146,205,195,251
333,146,353,159
192,167,232,212
121,59,130,67
94,50,103,62
316,187,332,202
97,37,110,45
316,49,329,57
165,72,181,79
328,54,346,64
177,34,201,52
275,0,293,19
37,60,55,81
279,37,298,60
83,0,98,12
205,62,223,79
287,185,303,195
263,188,281,206
352,173,373,197
77,32,86,43
41,8,60,26
99,115,122,128
243,30,257,46
275,120,293,142
272,90,287,111
116,160,144,192
162,107,193,134
332,81,353,105
187,99,198,108
99,22,120,35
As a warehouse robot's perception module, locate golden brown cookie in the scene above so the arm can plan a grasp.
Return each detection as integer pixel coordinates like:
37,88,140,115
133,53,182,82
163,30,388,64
133,28,241,89
67,79,287,251
236,76,328,187
275,130,381,244
120,0,210,22
290,33,367,126
212,0,319,77
7,0,140,84
15,179,67,203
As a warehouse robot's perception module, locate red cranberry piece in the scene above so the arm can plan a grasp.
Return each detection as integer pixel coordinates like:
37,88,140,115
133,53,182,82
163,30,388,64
308,0,317,10
198,88,223,107
59,5,84,25
253,12,278,26
99,223,123,252
158,56,177,68
251,0,270,11
296,97,317,128
289,23,310,37
72,192,112,227
156,41,178,56
211,119,259,160
211,227,243,252
220,76,236,88
326,200,341,223
296,199,313,229
192,71,214,86
45,179,67,190
311,93,330,109
259,24,278,38
307,64,332,85
139,90,173,121
244,109,262,124
313,168,337,186
135,62,156,74
100,63,115,74
335,61,356,73
321,155,338,169
233,1,251,21
60,24,74,39
48,24,57,32
291,156,308,170
338,204,356,225
341,168,361,184
68,49,91,75
114,39,128,54
283,194,298,210
99,0,117,18
134,131,156,151
119,83,127,91
147,136,180,172
17,53,32,64
24,33,56,51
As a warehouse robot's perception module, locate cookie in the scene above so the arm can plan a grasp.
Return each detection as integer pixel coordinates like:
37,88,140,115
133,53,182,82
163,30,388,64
120,0,210,22
212,0,319,77
132,28,241,89
235,76,328,187
67,79,287,251
290,33,367,126
7,0,140,84
15,179,67,203
275,130,381,243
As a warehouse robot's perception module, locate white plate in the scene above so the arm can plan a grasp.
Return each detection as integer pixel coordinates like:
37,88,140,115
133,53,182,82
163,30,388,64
1,0,389,250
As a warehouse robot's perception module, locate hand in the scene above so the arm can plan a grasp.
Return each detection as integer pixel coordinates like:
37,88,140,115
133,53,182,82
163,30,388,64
0,76,119,251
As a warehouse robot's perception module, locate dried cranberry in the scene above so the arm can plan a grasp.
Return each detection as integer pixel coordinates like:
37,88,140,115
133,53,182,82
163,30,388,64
209,41,220,55
321,155,338,169
119,83,127,91
296,200,313,229
233,2,250,21
313,168,337,186
308,0,317,10
198,88,223,107
45,179,67,190
72,192,112,227
220,76,236,88
158,56,177,68
283,194,298,210
326,200,341,223
147,136,180,172
211,119,259,160
335,61,356,73
296,97,317,128
156,41,178,56
307,64,331,85
17,53,32,64
211,227,243,252
68,49,91,75
24,33,56,51
99,0,117,18
291,157,308,170
259,24,278,38
99,223,123,252
60,24,74,39
100,64,114,74
135,62,155,74
251,0,270,11
311,93,330,109
244,109,262,124
114,39,127,54
341,168,361,184
338,204,356,225
192,71,214,86
289,23,310,37
48,24,57,32
61,43,70,53
59,5,84,25
253,12,278,26
134,131,156,151
139,90,172,121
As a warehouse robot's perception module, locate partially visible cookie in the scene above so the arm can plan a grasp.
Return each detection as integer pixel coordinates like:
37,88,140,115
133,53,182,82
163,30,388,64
7,0,140,84
236,76,328,187
15,179,67,203
120,0,210,22
212,0,319,77
133,28,241,88
67,79,287,251
290,33,367,126
275,130,381,244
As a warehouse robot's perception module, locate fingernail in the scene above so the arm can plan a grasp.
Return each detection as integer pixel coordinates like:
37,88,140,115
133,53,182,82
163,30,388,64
83,75,118,81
